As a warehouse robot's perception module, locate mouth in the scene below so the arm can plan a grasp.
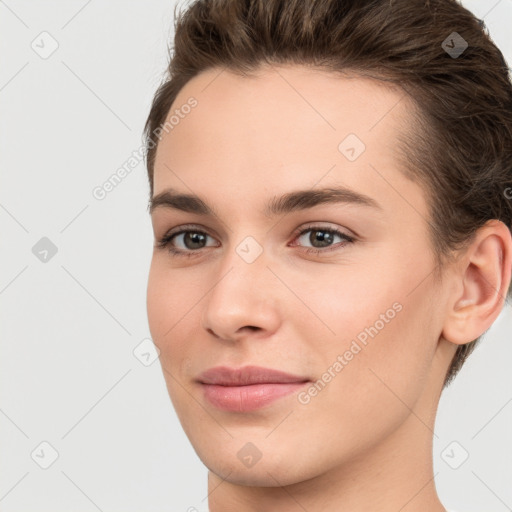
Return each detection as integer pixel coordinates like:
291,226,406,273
196,365,311,412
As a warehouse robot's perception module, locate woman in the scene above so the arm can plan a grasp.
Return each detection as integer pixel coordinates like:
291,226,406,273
144,0,512,510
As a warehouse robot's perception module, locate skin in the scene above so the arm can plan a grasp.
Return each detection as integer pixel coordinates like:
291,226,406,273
146,64,512,512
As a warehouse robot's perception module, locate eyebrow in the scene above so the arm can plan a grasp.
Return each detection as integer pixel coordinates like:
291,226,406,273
149,186,382,216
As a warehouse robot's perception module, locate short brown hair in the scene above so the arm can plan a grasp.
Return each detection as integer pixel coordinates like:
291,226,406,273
144,0,512,386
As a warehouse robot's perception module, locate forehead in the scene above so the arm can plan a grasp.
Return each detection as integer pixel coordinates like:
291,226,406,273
152,64,422,220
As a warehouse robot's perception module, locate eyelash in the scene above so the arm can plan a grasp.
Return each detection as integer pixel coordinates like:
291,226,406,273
156,224,355,259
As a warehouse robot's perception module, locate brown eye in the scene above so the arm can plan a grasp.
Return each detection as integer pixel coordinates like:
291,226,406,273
295,227,354,253
179,231,208,250
157,226,219,257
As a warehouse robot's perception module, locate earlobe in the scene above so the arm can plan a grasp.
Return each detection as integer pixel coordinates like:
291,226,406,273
441,220,512,346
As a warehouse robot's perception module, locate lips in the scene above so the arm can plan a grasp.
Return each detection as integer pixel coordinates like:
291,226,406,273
196,365,311,412
196,365,310,386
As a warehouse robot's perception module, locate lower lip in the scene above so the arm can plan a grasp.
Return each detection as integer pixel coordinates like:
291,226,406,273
201,382,309,412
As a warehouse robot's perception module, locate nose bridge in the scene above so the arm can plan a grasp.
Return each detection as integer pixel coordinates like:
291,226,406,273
215,232,270,292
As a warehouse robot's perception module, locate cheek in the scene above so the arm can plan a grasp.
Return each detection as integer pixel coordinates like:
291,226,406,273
311,262,438,411
296,296,436,463
147,263,198,412
146,263,170,346
146,260,191,358
147,258,199,338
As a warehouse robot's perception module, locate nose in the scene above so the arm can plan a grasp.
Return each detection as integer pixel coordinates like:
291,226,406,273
200,242,282,343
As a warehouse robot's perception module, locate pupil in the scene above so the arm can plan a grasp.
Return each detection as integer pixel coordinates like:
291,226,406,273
185,232,206,249
311,230,333,247
182,230,335,250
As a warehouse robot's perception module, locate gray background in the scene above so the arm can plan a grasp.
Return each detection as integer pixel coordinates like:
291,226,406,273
0,1,511,511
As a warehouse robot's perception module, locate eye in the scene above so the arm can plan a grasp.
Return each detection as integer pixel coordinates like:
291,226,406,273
291,226,355,254
156,224,355,258
156,225,218,258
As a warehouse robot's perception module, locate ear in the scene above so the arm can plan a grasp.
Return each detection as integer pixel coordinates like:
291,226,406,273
442,219,512,345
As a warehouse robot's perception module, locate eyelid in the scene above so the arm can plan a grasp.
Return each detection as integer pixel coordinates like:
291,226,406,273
290,222,356,241
156,222,356,256
159,223,216,240
155,223,219,251
160,222,354,241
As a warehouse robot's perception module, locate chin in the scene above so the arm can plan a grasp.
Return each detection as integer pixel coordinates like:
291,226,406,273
206,460,304,487
198,440,321,488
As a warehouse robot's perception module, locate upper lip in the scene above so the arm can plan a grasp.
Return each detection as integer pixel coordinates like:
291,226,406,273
197,365,310,386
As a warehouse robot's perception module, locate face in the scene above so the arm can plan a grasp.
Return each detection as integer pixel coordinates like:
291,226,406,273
147,65,454,486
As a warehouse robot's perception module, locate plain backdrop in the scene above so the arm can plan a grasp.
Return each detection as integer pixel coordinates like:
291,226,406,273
1,1,511,511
